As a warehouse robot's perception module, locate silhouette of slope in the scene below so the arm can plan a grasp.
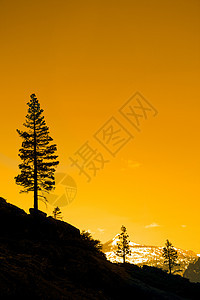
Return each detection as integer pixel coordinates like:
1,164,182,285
0,197,200,299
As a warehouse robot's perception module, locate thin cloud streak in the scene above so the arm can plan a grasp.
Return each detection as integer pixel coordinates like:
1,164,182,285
145,223,160,229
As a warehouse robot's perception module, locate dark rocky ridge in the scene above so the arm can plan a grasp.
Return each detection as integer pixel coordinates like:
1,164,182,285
0,197,200,299
184,258,200,283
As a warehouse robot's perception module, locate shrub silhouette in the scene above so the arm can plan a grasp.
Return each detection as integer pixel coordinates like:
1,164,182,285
80,230,105,257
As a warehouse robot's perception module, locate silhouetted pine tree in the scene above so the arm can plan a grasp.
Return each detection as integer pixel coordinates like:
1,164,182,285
162,239,179,274
116,225,131,263
15,94,59,212
53,206,63,220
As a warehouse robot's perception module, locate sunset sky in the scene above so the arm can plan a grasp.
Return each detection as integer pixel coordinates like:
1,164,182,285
0,0,200,252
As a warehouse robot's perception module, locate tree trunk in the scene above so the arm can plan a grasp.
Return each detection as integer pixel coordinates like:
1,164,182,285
169,257,171,274
123,254,125,264
123,251,125,264
33,115,38,212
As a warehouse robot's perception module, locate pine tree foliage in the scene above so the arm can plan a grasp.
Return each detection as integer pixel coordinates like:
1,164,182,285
15,94,59,210
162,239,179,274
116,225,131,263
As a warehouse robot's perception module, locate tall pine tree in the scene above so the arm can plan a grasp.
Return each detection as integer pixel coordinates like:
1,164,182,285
162,239,179,274
116,225,131,263
15,94,59,212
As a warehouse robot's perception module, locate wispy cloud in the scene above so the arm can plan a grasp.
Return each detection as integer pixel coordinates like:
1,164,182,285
145,222,160,229
121,158,141,171
97,228,105,233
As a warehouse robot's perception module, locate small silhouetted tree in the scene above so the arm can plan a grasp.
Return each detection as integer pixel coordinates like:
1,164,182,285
15,94,59,212
53,206,63,220
162,239,179,274
116,225,131,264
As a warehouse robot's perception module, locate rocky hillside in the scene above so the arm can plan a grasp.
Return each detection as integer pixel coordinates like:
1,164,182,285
103,235,198,275
184,258,200,283
0,197,200,299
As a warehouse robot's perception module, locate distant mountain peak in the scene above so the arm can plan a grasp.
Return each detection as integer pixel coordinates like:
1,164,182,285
103,235,198,275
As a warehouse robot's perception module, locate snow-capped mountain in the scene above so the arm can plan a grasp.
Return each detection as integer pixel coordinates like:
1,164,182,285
103,235,198,275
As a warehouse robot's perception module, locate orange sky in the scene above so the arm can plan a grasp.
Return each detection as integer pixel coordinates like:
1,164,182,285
0,0,200,252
